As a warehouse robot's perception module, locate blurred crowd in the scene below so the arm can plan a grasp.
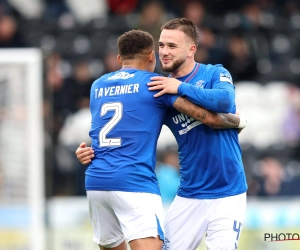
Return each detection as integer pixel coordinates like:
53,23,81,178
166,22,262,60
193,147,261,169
1,0,300,198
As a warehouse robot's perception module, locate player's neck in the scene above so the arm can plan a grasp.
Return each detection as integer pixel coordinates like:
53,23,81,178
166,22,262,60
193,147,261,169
170,61,196,78
122,61,148,71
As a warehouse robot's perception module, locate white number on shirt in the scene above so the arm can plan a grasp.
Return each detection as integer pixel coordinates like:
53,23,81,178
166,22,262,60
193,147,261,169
99,102,123,147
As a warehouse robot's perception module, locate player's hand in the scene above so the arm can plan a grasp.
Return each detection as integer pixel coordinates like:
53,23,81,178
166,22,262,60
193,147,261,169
75,142,94,165
148,77,182,97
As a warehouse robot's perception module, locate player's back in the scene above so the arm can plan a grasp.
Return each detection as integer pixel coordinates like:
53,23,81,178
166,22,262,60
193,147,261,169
86,68,172,195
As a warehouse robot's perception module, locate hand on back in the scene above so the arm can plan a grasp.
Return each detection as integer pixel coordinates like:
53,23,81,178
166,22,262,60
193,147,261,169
75,142,94,165
148,77,182,97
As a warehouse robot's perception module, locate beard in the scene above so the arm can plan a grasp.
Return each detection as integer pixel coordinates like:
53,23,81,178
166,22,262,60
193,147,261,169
160,57,185,72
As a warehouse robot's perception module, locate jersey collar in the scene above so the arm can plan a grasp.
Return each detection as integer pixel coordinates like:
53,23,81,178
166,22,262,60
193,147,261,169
169,63,200,83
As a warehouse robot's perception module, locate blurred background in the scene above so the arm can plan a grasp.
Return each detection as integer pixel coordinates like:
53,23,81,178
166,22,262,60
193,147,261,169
0,0,300,249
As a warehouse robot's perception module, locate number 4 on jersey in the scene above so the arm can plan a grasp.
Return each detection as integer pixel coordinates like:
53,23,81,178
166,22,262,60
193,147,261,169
99,102,123,147
233,220,242,249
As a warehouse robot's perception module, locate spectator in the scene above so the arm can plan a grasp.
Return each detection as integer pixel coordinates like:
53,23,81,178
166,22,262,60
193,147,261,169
135,1,167,74
183,1,225,65
0,0,11,14
103,50,121,74
283,0,300,15
240,3,263,29
107,0,138,16
183,0,206,28
44,0,69,19
223,33,257,81
136,1,166,51
44,53,72,143
0,14,26,48
195,27,226,65
255,157,300,196
64,61,94,111
281,84,300,146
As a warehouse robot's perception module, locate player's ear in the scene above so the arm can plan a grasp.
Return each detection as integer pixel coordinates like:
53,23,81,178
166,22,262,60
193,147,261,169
149,51,155,62
188,44,197,57
117,54,122,65
148,51,156,72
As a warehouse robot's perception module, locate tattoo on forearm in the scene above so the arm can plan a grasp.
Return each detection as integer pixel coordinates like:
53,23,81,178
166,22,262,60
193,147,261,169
175,98,209,123
174,97,241,129
218,113,240,129
198,110,207,122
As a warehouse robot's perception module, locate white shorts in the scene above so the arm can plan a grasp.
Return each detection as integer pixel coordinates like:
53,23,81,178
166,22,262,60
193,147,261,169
163,192,246,250
87,191,165,247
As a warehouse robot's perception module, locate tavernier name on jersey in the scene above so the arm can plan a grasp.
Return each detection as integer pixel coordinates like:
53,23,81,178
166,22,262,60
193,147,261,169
94,72,140,98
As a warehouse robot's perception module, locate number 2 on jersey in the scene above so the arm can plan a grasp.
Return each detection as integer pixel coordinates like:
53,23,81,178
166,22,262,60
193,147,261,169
99,102,123,147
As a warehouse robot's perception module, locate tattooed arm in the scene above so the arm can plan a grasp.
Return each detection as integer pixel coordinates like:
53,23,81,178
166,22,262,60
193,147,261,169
173,97,245,131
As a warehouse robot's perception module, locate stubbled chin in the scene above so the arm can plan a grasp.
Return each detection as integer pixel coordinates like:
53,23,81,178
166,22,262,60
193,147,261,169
161,65,173,72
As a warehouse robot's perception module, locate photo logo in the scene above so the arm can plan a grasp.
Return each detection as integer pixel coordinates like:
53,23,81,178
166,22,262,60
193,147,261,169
264,233,300,242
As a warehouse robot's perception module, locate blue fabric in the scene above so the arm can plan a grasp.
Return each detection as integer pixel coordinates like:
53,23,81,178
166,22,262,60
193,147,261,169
86,68,175,195
178,63,235,113
164,63,248,199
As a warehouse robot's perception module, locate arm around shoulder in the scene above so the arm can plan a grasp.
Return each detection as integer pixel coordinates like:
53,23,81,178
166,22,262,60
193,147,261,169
173,97,246,130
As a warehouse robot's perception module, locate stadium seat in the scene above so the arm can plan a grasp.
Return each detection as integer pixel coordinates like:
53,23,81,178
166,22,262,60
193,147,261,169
235,81,290,149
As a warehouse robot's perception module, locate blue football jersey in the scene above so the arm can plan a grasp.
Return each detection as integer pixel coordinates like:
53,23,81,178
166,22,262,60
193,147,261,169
85,68,177,195
164,63,248,199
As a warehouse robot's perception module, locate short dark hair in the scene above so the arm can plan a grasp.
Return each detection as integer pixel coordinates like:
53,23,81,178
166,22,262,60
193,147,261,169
161,18,199,47
117,30,154,60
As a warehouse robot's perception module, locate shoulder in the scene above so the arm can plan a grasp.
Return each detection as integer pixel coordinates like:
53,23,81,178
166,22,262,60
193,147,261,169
91,72,112,86
204,64,233,83
139,71,161,79
135,71,162,85
202,63,229,73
